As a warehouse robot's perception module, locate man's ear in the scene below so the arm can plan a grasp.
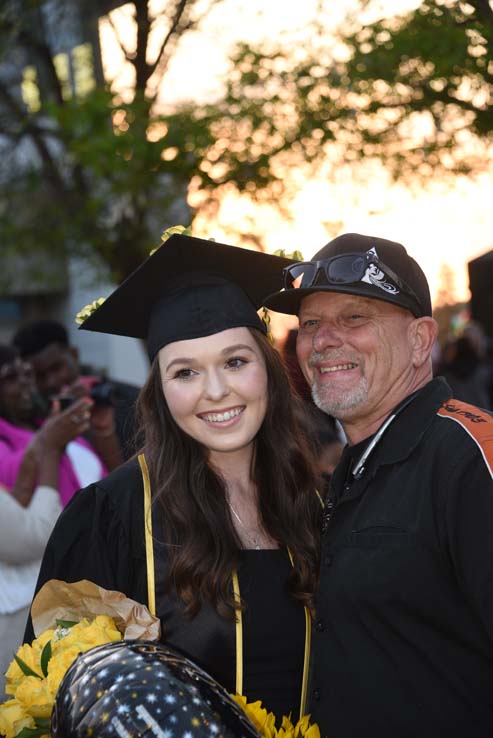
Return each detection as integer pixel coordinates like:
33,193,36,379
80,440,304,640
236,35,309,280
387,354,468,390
409,317,438,367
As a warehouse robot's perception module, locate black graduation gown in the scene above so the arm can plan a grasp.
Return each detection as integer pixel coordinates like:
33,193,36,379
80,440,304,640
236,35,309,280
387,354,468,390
26,459,307,719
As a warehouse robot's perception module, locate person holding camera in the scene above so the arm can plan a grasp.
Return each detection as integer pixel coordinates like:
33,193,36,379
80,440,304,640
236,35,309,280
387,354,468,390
12,319,139,469
0,345,106,507
0,344,107,697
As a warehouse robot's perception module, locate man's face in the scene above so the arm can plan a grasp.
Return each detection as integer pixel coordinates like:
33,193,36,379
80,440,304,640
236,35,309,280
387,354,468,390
28,342,79,399
296,291,416,428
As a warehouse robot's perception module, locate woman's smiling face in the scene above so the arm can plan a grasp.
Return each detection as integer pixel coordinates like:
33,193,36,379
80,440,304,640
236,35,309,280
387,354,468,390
158,327,268,461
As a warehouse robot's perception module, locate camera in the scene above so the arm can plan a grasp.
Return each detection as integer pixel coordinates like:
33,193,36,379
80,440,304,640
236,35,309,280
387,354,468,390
57,379,116,410
89,380,115,407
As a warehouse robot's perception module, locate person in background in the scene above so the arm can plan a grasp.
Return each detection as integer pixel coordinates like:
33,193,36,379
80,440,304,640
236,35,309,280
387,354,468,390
12,319,139,463
0,345,105,507
302,404,344,492
26,234,322,722
265,232,493,738
438,330,492,410
281,328,312,401
0,345,103,700
282,330,344,491
0,482,61,702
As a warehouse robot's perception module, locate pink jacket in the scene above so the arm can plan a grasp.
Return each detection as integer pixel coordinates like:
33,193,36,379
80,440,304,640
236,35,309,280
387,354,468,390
0,417,106,507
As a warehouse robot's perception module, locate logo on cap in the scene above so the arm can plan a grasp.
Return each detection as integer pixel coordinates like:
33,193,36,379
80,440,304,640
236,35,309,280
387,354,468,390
360,247,400,296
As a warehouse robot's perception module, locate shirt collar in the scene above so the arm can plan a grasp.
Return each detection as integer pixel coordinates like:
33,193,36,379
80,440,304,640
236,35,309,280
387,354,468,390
361,376,452,470
331,377,452,494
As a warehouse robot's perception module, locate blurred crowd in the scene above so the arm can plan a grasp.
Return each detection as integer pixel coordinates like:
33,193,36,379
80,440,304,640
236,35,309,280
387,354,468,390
1,312,491,700
434,320,493,411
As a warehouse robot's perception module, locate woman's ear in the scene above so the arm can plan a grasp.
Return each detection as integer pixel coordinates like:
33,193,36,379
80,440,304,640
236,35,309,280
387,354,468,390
409,317,439,368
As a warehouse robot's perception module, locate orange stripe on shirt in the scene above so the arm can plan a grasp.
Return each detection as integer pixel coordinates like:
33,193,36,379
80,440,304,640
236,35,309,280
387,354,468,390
438,400,493,479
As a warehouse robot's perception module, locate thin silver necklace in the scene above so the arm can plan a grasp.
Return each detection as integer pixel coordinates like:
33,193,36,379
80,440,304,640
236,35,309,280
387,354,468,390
227,500,261,550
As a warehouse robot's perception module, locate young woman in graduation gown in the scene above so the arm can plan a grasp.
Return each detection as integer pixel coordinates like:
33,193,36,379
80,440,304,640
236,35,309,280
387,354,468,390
25,234,322,721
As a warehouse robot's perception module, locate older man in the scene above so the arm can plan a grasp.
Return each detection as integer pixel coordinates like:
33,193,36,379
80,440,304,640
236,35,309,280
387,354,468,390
265,233,493,738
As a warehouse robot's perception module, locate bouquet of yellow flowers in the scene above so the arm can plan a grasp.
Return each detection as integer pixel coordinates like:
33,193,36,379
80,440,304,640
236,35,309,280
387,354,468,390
0,580,160,738
0,616,121,738
233,696,320,738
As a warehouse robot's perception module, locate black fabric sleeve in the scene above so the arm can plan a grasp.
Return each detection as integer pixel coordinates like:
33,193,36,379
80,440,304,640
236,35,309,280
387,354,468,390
24,480,138,642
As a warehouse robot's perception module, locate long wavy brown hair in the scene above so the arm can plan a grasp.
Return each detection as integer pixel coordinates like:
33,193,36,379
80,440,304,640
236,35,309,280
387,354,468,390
136,328,321,619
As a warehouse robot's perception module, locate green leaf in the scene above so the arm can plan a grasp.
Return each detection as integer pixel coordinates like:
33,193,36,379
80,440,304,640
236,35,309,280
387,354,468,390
16,717,51,738
55,619,78,628
40,640,52,677
13,654,42,679
34,718,51,729
16,727,49,738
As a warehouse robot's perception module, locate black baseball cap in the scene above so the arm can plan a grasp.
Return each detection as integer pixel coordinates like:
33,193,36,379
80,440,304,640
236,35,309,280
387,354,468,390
264,233,432,317
79,233,295,360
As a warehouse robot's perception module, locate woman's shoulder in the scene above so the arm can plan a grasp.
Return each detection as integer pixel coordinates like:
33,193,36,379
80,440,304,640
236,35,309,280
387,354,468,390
66,456,145,523
47,456,148,564
96,456,144,496
27,461,148,642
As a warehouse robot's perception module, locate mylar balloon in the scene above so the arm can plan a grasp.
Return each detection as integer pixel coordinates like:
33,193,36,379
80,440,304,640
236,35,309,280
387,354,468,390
51,640,261,738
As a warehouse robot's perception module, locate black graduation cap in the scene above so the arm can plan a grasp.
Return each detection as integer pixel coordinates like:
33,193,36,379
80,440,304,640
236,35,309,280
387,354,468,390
79,234,295,360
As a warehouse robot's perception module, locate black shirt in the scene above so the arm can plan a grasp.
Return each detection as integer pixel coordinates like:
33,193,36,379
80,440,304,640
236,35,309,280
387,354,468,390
311,378,493,738
241,550,304,718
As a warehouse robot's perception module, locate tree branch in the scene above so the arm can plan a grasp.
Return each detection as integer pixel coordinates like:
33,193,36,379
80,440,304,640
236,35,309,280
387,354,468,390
146,0,189,80
0,81,65,191
134,0,153,89
0,15,65,105
105,12,136,66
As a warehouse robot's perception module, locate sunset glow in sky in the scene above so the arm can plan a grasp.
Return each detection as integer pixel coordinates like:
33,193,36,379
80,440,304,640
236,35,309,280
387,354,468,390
100,0,493,316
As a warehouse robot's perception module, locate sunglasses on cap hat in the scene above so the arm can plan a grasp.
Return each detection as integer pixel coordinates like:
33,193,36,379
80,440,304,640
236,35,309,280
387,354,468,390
283,251,422,307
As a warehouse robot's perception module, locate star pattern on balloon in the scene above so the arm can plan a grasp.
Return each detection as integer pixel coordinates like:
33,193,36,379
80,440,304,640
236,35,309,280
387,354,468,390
52,641,261,738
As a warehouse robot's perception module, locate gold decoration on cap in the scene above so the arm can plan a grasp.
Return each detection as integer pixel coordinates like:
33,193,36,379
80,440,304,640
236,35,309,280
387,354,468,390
149,224,193,255
273,248,303,261
75,297,106,325
261,307,274,345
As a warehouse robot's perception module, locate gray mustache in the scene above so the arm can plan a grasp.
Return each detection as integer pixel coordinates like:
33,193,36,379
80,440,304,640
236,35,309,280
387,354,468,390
307,351,358,368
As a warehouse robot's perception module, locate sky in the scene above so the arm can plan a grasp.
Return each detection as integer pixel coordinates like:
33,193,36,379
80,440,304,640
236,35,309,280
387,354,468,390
99,0,493,319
